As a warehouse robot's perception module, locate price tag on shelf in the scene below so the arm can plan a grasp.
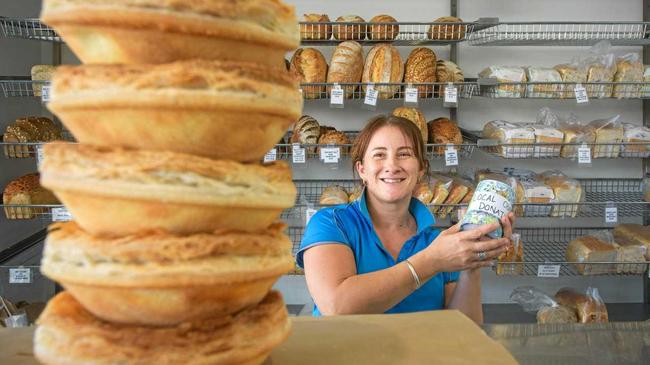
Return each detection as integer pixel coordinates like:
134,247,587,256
263,148,277,163
578,144,592,164
9,267,31,284
444,144,459,166
41,85,51,103
404,85,418,106
443,83,458,108
330,83,344,108
605,204,618,224
52,207,72,222
537,264,560,278
292,143,305,164
575,83,588,104
363,83,378,110
305,208,317,224
320,147,340,164
35,144,44,166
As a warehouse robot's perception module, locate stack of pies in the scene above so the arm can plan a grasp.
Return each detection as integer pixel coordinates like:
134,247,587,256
36,1,301,364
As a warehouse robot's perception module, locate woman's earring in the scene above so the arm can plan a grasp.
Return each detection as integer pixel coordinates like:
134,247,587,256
362,180,367,186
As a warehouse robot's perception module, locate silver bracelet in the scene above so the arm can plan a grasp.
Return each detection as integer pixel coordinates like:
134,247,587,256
404,259,421,290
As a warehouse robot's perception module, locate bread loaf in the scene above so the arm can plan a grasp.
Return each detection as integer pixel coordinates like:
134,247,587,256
290,48,328,99
368,15,399,40
319,185,349,205
428,118,462,154
621,124,650,157
613,224,650,260
557,123,596,158
536,305,578,324
362,44,404,99
3,116,62,158
496,233,524,275
554,64,587,98
438,178,471,219
348,185,363,202
479,66,526,98
519,176,554,217
428,16,465,40
412,183,434,204
614,243,646,274
613,58,643,98
525,67,562,98
429,176,451,213
565,236,616,275
588,119,624,158
327,41,364,98
482,120,535,158
539,171,582,218
435,60,464,97
318,130,351,155
529,124,564,157
31,65,54,97
3,173,59,219
290,115,321,151
555,288,608,323
404,48,437,96
333,15,366,40
392,107,428,143
586,63,616,98
300,14,332,40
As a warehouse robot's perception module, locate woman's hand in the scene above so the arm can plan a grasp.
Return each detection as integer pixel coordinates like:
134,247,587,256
424,213,515,273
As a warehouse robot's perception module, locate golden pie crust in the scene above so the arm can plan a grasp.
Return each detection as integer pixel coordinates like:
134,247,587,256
34,291,291,365
47,60,302,162
41,0,299,66
39,143,297,235
41,221,293,325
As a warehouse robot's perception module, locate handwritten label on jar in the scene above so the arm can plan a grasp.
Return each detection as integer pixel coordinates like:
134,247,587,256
537,265,560,278
466,191,512,220
9,267,31,284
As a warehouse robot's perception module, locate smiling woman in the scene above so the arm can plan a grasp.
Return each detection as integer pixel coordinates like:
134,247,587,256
296,115,515,321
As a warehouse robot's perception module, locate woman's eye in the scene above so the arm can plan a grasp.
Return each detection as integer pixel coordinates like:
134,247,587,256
398,152,412,157
373,153,385,158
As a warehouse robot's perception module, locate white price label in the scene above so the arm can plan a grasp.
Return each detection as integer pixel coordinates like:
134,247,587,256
292,144,305,164
52,207,72,222
578,144,592,164
9,268,31,284
404,87,418,104
575,84,588,104
330,85,344,106
444,145,459,166
364,85,378,106
305,208,317,224
36,144,44,166
605,206,618,223
41,85,51,102
444,85,458,104
320,147,340,163
537,265,561,278
263,148,277,163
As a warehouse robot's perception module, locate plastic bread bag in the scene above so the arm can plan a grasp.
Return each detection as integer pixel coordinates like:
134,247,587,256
496,232,524,275
510,286,577,324
642,65,650,98
588,115,624,158
554,60,588,98
565,229,617,275
553,118,596,159
428,173,454,214
537,170,584,217
438,175,473,219
525,67,562,98
412,182,434,205
581,40,617,98
620,123,650,157
478,66,527,98
614,241,647,274
612,52,643,98
555,287,609,323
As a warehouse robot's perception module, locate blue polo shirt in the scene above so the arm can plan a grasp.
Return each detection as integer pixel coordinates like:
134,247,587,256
296,191,460,316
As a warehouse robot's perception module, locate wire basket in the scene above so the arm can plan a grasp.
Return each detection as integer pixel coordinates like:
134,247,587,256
479,81,650,99
300,82,478,100
0,17,61,42
0,78,49,98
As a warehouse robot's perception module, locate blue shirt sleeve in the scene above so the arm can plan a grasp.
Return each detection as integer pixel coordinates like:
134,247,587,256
295,207,351,268
444,271,460,284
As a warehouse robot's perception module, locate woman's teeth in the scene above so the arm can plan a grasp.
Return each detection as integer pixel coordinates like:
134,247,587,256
381,178,404,183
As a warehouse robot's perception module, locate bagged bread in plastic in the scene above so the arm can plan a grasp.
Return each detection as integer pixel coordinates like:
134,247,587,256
510,286,577,324
555,287,608,323
583,41,617,98
496,233,524,275
482,120,535,158
612,53,643,98
538,170,583,217
642,65,650,98
620,123,650,157
478,66,526,98
412,182,434,204
554,63,588,98
438,176,473,219
428,173,453,214
588,116,624,158
526,67,562,98
565,230,617,275
613,242,646,274
613,223,650,260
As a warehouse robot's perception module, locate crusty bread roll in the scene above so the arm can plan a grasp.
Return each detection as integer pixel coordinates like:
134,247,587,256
3,173,59,219
412,183,434,204
362,44,404,99
290,115,321,150
404,47,437,96
318,130,351,149
368,14,399,40
435,60,464,98
333,15,366,40
428,117,463,154
428,16,465,40
327,41,364,98
392,107,428,144
301,14,332,40
555,288,608,323
3,116,62,158
290,48,328,99
319,185,349,205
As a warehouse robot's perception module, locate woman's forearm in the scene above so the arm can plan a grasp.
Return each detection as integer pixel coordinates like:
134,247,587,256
447,269,483,324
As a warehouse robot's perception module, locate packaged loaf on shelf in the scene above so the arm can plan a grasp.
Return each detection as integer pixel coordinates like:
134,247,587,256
3,116,62,158
557,122,597,158
327,41,364,98
583,42,617,98
404,48,437,97
412,183,434,204
642,65,650,98
620,123,650,157
427,117,463,154
588,116,624,158
538,170,582,217
496,233,524,275
613,243,646,274
612,53,643,99
527,124,564,158
3,173,59,219
482,120,535,158
290,48,328,99
518,176,555,217
392,107,428,143
300,14,332,40
428,173,454,214
565,232,617,275
319,185,349,205
525,67,562,98
613,224,650,260
362,44,404,99
368,14,399,40
510,286,578,324
437,176,472,219
478,66,526,98
333,15,367,40
555,287,609,323
428,16,465,40
31,65,54,97
554,63,587,98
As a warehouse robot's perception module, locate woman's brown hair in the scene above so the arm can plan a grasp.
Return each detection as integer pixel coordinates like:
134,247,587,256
351,115,428,178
